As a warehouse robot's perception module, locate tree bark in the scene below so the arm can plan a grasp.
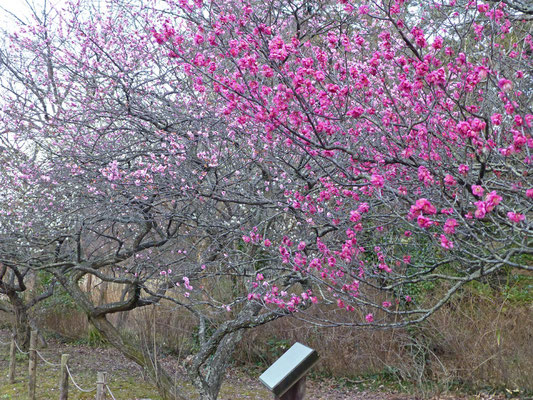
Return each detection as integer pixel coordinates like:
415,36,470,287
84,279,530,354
6,290,30,351
187,302,263,400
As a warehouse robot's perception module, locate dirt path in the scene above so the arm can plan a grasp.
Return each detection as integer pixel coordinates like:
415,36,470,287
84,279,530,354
0,330,508,399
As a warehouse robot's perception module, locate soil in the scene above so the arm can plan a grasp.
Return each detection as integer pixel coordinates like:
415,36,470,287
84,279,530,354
0,329,511,400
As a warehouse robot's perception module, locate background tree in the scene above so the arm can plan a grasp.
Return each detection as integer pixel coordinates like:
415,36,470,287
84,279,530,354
0,2,297,399
0,0,531,399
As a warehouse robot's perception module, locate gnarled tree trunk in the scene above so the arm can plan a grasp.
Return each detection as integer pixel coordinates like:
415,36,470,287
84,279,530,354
6,290,31,351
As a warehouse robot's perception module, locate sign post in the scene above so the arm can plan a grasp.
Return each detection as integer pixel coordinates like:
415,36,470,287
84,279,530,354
259,342,319,400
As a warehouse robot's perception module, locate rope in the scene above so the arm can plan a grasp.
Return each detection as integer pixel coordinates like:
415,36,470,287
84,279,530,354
13,339,29,355
35,349,61,367
107,384,118,400
0,338,10,346
65,364,97,393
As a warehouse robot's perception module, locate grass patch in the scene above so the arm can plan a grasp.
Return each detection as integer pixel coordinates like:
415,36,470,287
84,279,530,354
0,357,162,400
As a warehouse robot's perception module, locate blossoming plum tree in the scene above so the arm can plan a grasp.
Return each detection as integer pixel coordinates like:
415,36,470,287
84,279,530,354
146,0,532,326
1,2,299,399
1,0,531,399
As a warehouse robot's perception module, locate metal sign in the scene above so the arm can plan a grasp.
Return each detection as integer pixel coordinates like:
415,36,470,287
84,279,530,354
259,342,319,398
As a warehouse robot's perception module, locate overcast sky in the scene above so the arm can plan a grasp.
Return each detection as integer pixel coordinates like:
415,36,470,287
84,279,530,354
0,0,69,31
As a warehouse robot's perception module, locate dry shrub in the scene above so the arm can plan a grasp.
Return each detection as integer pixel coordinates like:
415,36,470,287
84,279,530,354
0,310,13,329
37,306,88,339
30,270,533,394
234,308,415,378
421,288,533,391
234,286,533,393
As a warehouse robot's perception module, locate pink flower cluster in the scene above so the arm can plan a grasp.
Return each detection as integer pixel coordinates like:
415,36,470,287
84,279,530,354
474,191,502,219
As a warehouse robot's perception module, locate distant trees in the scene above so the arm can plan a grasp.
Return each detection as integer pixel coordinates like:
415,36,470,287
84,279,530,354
0,0,531,399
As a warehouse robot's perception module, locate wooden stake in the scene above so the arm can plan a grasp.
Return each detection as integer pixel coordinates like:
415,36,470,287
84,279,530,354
28,330,37,400
96,371,107,400
8,334,16,384
59,354,70,400
275,376,306,400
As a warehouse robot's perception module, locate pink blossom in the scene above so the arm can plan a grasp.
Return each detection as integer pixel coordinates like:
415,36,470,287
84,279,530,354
507,212,525,223
371,174,384,188
485,191,502,211
194,33,204,45
365,313,374,323
417,215,433,228
443,218,459,234
474,201,487,219
359,5,370,15
350,210,362,222
472,185,484,197
491,113,502,125
458,164,469,175
444,174,457,186
268,35,288,60
477,3,489,13
415,198,437,215
358,202,370,213
347,106,365,118
432,36,443,49
440,235,454,249
498,78,512,92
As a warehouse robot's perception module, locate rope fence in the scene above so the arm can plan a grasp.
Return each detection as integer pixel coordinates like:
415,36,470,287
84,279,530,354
13,337,29,354
35,349,61,367
1,330,118,400
107,384,118,400
65,364,97,393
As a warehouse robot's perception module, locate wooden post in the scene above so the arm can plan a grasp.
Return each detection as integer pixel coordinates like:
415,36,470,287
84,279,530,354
96,371,107,400
275,377,306,400
28,330,37,400
8,334,16,383
59,354,70,400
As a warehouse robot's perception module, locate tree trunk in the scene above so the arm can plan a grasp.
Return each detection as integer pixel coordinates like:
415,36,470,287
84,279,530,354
7,290,30,351
187,303,262,400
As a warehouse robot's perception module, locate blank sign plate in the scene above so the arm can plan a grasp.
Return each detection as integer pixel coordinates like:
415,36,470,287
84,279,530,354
259,342,319,397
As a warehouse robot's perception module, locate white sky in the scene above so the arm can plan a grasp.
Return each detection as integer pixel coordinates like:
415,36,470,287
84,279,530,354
0,0,69,31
